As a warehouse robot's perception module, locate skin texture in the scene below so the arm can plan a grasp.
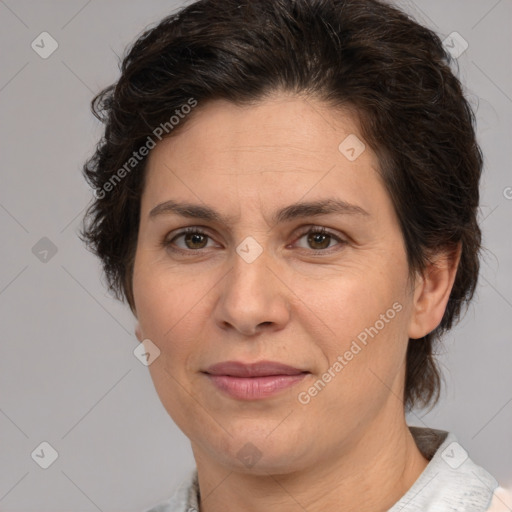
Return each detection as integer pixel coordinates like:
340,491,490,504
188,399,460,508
132,93,460,512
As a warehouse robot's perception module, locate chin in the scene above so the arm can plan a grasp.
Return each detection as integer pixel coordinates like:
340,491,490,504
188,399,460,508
200,426,315,476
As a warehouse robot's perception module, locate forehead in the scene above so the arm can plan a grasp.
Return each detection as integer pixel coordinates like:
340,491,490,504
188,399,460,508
152,94,367,161
141,94,389,222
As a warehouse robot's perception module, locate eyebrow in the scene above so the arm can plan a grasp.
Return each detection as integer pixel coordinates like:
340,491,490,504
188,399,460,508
149,198,369,225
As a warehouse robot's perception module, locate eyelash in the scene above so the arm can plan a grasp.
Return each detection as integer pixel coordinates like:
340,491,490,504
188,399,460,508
161,226,347,256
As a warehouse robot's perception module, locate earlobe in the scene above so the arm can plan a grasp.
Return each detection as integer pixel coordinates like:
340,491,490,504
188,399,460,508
408,244,461,340
135,323,143,342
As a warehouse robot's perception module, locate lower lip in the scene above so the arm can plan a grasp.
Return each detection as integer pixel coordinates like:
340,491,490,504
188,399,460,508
206,373,308,400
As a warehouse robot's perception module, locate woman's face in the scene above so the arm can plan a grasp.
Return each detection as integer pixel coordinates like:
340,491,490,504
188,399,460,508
132,94,420,474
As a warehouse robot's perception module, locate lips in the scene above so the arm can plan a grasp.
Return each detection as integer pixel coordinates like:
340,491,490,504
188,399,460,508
203,360,309,400
204,360,307,377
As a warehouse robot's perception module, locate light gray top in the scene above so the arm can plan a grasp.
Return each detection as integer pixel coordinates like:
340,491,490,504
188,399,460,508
144,426,501,512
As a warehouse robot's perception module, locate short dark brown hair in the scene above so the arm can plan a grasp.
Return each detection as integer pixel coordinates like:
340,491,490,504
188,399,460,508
80,0,482,413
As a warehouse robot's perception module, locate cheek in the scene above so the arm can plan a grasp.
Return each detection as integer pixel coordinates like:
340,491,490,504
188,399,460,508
310,264,408,351
133,263,206,428
301,263,411,403
132,258,214,401
133,255,200,340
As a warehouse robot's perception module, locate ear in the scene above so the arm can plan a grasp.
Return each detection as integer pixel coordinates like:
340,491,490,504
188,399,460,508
135,322,143,342
408,243,461,339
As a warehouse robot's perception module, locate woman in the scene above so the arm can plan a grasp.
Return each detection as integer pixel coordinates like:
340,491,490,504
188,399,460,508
81,0,510,510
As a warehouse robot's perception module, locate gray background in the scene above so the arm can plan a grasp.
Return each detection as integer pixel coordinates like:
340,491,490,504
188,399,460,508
0,0,510,510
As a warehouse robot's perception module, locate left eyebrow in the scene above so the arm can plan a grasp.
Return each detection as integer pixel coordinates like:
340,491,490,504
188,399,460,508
148,198,370,225
274,198,370,223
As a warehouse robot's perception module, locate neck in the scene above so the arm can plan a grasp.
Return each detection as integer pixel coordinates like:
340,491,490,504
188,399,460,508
193,414,429,512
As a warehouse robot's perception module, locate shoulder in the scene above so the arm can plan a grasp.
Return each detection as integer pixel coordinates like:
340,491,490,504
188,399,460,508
389,427,507,512
486,486,512,512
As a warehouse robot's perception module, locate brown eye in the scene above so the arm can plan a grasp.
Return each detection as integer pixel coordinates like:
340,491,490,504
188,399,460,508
182,231,209,249
163,228,215,253
307,230,331,250
294,227,347,252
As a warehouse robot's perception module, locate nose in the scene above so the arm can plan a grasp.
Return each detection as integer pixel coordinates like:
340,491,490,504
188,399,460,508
213,245,291,337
